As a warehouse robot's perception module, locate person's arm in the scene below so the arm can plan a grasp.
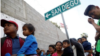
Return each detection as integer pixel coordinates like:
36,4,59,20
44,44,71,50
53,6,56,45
84,50,92,52
84,50,92,53
88,18,100,41
85,50,92,56
95,32,100,41
92,22,100,32
17,36,34,54
88,18,100,32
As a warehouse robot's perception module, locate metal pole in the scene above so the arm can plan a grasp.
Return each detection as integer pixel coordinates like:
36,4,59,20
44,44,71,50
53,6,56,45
61,13,71,46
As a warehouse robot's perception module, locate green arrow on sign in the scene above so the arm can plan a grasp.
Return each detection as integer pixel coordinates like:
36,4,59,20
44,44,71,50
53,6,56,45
44,0,81,20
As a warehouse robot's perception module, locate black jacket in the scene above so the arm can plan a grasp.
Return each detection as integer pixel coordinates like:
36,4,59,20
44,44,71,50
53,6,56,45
70,38,84,56
62,46,73,56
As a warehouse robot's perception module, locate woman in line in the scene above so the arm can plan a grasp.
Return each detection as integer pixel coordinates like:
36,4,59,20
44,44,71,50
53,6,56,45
52,41,63,56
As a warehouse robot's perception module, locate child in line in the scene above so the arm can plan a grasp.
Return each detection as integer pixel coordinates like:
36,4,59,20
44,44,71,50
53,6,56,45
5,23,38,56
17,23,38,56
49,45,56,56
62,40,73,56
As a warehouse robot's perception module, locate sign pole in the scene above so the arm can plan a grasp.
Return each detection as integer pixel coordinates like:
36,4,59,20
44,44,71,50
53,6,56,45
61,13,71,46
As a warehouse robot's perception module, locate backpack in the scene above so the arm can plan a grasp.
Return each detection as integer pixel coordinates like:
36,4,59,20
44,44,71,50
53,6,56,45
1,37,6,47
1,37,25,47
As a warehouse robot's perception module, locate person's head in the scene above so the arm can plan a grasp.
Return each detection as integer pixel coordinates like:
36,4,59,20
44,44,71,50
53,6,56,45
63,40,70,48
82,36,87,42
78,38,82,43
46,50,50,55
55,41,63,51
36,48,40,54
70,38,77,46
84,5,100,19
1,19,18,35
49,45,55,54
23,23,35,36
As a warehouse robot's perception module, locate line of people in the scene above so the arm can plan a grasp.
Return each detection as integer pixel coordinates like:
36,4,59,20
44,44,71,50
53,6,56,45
36,37,93,56
1,18,91,56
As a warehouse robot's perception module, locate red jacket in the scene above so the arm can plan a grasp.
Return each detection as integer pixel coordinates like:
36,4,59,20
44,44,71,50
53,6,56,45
1,37,24,56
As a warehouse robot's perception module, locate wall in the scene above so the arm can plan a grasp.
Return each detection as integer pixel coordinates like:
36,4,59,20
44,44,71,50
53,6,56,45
1,0,67,50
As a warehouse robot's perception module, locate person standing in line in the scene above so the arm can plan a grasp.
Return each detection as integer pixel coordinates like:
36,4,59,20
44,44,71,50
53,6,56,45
70,38,84,56
52,41,63,56
36,48,41,56
36,48,46,56
49,45,56,56
17,23,38,56
82,36,92,56
41,50,46,56
78,38,82,44
62,40,73,56
46,50,50,56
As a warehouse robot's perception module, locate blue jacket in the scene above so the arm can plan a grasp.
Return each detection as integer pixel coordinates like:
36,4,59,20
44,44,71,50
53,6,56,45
82,41,91,50
17,35,38,55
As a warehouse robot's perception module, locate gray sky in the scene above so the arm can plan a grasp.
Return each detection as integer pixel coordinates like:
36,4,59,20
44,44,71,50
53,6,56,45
24,0,100,46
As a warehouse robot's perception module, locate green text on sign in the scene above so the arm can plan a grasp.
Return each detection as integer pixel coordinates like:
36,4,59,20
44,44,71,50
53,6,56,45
44,0,81,20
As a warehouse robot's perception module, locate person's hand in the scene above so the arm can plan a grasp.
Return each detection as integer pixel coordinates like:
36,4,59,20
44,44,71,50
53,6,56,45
88,53,91,56
88,18,94,24
41,50,46,55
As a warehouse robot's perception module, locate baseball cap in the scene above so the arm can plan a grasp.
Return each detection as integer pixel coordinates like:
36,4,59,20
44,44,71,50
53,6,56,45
1,19,18,28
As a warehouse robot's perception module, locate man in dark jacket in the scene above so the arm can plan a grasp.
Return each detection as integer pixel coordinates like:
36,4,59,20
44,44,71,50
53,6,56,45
82,36,92,56
70,38,84,56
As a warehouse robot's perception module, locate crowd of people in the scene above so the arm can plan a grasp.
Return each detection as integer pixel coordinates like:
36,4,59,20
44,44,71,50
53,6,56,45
36,37,92,56
1,4,100,56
